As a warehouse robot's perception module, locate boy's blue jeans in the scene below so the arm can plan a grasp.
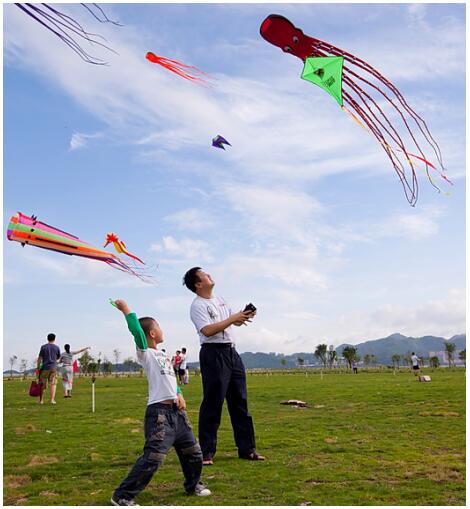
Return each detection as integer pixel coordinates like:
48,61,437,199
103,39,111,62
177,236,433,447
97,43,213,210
114,402,203,500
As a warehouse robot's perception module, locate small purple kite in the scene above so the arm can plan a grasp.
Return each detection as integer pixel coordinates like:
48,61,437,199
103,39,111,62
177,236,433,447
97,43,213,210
212,135,231,150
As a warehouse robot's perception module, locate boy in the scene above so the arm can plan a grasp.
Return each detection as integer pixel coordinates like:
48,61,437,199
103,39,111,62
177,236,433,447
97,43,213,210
111,299,210,506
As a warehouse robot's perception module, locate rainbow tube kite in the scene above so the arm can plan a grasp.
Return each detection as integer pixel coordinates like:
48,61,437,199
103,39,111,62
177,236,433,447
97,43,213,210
7,212,147,281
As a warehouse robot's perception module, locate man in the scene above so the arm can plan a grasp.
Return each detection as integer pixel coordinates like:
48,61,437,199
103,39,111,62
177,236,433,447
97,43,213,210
171,350,182,377
411,352,420,375
183,267,265,465
37,333,61,405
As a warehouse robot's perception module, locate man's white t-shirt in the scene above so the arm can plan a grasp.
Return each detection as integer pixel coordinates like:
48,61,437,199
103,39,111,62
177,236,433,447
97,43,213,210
411,354,419,367
179,354,187,370
136,347,178,405
190,295,235,345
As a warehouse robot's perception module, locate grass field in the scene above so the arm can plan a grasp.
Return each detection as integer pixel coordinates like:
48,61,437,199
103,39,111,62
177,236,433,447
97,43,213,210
3,369,466,506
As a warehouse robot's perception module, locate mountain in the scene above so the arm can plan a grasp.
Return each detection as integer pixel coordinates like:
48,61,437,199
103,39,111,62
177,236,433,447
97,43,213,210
336,333,466,365
187,333,465,369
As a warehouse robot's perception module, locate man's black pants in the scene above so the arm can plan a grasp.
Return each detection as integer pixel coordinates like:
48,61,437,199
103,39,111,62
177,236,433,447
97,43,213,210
114,403,202,500
199,343,256,459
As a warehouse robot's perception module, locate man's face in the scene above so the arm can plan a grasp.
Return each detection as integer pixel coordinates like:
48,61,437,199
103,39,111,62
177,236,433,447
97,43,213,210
195,270,215,291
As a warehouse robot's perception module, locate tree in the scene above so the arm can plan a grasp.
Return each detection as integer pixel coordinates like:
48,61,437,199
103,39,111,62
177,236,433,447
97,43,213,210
78,351,93,375
458,349,466,368
314,344,328,369
123,357,134,373
113,349,121,372
363,354,371,367
444,342,456,368
297,357,304,367
9,355,18,378
391,354,401,368
280,358,288,368
370,354,377,366
102,358,113,376
88,361,98,375
327,349,337,369
429,356,440,368
342,346,358,369
19,359,28,379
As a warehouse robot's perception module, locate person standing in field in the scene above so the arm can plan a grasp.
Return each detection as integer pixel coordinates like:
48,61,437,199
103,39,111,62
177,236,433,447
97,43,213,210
110,299,211,506
172,350,182,377
183,267,265,466
411,352,421,376
59,344,90,398
37,333,61,405
179,347,188,384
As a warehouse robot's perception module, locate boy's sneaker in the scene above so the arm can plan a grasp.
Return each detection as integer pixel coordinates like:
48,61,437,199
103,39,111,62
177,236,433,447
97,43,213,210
111,494,139,506
187,482,212,497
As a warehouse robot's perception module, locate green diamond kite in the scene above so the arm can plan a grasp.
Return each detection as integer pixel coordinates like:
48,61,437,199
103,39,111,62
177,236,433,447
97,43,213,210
301,56,344,106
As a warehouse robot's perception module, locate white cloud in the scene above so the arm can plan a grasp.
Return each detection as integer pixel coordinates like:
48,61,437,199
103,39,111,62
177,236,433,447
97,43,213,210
69,132,103,151
164,208,217,232
150,236,213,263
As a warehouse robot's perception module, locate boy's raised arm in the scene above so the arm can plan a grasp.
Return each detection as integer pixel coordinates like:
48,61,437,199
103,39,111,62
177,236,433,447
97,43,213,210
113,299,148,350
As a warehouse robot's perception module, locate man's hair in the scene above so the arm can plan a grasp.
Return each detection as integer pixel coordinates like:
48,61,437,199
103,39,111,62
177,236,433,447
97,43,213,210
182,347,186,353
176,350,181,354
183,267,202,293
64,344,70,353
47,333,56,342
139,317,157,338
411,352,415,355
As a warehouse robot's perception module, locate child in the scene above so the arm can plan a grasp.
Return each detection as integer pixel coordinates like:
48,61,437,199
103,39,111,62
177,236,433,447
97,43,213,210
111,299,210,506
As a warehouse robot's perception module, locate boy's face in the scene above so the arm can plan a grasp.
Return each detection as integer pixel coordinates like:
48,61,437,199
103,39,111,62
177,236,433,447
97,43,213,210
148,320,163,345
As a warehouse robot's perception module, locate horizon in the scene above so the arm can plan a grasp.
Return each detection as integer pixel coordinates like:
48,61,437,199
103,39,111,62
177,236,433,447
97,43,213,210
3,3,466,369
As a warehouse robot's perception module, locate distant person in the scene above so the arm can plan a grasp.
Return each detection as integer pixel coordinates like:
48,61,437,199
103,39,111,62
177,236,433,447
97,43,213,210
352,360,358,374
37,333,61,405
59,344,90,398
171,350,182,377
411,352,420,375
110,299,210,506
179,347,187,384
183,267,265,465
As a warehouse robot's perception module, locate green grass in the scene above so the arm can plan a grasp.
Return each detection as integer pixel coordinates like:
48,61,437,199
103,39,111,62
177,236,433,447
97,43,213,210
4,369,466,505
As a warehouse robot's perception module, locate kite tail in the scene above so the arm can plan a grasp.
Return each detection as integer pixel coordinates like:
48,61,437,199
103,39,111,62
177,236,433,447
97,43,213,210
145,52,212,85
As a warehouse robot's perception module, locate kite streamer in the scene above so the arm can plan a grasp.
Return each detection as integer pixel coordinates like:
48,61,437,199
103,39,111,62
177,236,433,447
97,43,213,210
7,212,152,282
260,14,452,206
146,51,212,85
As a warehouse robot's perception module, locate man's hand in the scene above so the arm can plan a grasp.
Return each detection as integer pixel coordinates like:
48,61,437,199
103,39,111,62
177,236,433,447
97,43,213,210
113,299,131,315
176,393,186,411
231,309,257,326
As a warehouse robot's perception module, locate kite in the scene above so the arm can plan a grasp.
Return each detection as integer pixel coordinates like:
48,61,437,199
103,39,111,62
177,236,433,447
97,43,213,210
212,135,232,150
15,3,121,65
7,212,150,282
146,51,212,85
260,14,452,206
103,233,144,264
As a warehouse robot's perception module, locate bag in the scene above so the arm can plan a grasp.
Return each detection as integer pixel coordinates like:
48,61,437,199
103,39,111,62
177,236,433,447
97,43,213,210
29,380,42,397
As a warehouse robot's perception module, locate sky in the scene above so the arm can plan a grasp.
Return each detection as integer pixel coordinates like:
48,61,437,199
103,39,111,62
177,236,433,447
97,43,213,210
3,2,466,369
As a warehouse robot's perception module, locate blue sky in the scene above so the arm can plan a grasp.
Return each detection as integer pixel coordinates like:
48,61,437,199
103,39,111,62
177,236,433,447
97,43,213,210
3,3,466,369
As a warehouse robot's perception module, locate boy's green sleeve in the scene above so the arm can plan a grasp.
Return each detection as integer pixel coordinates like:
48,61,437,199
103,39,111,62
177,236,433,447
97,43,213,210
176,385,183,395
125,313,148,350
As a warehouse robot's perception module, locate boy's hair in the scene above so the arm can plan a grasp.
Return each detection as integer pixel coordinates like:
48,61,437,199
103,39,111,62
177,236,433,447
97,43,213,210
183,267,202,293
47,333,56,342
64,344,71,353
411,352,415,355
182,347,186,353
139,317,157,338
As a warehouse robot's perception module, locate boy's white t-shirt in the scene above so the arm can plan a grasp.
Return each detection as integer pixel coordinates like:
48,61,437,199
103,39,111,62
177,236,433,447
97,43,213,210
136,348,178,405
411,354,419,366
125,312,178,405
190,295,235,345
179,354,187,370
